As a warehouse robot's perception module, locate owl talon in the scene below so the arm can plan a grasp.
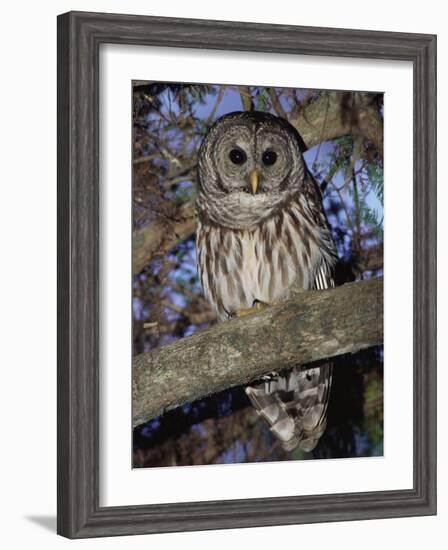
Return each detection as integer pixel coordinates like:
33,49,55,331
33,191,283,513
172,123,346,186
231,300,274,318
253,299,280,309
230,307,259,318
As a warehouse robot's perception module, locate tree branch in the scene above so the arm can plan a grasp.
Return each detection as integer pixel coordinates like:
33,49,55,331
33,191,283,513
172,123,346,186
133,277,383,427
132,200,196,274
134,407,259,468
290,91,383,156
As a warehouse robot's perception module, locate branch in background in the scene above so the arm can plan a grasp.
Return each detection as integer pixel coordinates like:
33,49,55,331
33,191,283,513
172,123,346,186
267,87,288,119
359,244,383,273
134,407,259,468
238,86,253,111
132,200,195,274
133,277,383,427
157,299,216,326
290,91,383,157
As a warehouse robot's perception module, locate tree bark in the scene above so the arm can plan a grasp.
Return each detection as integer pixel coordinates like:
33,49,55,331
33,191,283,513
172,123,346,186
133,277,383,427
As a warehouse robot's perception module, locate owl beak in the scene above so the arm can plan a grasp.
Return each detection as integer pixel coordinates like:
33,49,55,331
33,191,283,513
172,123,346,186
249,170,259,195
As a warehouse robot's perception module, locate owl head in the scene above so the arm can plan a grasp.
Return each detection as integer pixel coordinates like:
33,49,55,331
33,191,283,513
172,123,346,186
197,111,307,229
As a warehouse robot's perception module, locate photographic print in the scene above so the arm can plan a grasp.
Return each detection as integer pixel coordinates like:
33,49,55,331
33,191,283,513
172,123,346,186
132,82,384,468
58,12,436,537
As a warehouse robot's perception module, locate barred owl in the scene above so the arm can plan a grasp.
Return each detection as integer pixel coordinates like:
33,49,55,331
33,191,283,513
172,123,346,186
196,111,338,452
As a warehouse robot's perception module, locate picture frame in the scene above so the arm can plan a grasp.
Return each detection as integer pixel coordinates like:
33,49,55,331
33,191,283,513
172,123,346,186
57,10,437,538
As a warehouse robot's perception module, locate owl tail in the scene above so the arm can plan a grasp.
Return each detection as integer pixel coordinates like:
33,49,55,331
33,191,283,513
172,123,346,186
245,364,333,452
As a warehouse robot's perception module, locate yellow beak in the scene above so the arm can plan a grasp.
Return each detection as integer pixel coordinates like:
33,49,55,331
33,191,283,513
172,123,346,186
249,170,259,195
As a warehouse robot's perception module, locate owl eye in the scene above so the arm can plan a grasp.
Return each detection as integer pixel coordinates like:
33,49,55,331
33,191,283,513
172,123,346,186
229,148,247,165
262,150,277,166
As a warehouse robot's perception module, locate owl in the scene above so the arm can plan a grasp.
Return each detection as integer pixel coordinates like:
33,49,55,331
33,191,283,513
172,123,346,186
196,111,338,452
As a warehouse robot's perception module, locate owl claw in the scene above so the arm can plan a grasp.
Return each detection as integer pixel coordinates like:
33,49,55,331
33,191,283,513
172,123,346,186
230,306,259,318
230,300,272,318
253,299,281,310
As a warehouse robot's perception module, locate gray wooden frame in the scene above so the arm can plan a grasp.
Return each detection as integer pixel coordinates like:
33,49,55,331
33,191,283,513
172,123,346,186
57,10,437,538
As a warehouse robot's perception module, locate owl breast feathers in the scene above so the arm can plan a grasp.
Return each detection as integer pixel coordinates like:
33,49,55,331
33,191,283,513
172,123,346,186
195,111,338,452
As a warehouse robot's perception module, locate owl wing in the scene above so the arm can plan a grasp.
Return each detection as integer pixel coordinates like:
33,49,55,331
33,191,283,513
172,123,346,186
245,262,334,452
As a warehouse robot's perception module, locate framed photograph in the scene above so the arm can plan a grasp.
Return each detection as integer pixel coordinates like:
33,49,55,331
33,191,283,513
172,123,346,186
57,11,436,538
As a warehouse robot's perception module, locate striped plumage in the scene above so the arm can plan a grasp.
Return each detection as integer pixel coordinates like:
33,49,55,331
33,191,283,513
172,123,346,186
196,111,338,452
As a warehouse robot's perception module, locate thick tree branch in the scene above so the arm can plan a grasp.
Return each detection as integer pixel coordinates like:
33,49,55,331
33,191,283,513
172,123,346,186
133,277,383,427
